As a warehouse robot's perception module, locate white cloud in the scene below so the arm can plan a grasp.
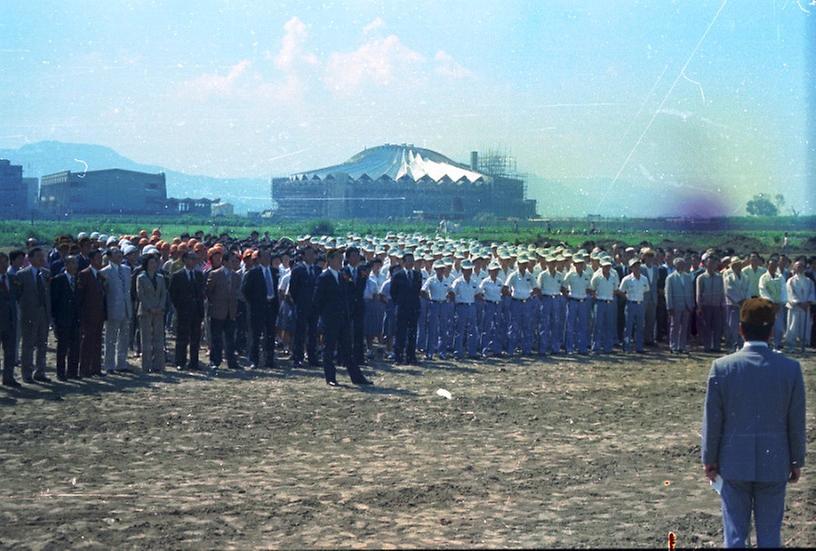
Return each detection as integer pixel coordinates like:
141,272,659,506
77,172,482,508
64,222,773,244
434,50,473,79
178,59,252,99
274,16,318,71
324,34,424,93
363,17,386,35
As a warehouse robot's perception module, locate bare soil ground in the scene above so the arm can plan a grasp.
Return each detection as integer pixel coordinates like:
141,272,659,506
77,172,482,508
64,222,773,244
1,342,814,548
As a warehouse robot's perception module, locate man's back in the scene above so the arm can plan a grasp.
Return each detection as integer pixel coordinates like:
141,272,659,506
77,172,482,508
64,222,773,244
702,344,806,482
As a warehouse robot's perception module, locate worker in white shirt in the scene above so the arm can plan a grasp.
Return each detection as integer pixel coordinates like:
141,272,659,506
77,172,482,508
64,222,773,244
785,259,814,350
421,261,450,360
619,258,650,353
562,256,593,355
589,259,617,354
503,256,537,356
479,261,504,356
537,256,565,355
450,259,479,359
758,257,788,349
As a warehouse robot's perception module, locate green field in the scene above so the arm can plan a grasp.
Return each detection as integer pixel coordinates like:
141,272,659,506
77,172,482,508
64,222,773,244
1,215,814,255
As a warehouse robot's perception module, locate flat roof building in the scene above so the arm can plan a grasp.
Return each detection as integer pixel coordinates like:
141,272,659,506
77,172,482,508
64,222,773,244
39,168,167,216
0,159,27,218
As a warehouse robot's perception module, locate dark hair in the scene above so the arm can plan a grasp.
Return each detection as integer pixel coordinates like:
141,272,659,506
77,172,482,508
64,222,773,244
326,250,340,261
27,246,43,259
740,322,772,342
8,250,25,263
142,254,158,271
345,246,360,257
87,249,102,262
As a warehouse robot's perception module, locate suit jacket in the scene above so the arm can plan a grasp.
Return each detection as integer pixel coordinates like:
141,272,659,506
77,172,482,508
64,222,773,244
288,262,320,307
206,267,239,320
241,265,279,315
101,263,133,321
136,271,167,316
50,272,80,328
170,269,206,320
702,345,807,482
390,268,422,313
76,267,107,325
14,265,51,322
0,272,17,332
313,269,349,328
665,271,694,311
343,266,367,316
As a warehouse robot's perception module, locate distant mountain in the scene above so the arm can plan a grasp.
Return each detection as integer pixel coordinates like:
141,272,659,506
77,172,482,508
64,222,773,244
0,141,270,214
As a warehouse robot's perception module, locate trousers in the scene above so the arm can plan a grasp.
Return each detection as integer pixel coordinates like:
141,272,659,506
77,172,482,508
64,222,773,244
480,301,503,354
538,296,560,354
721,479,786,548
104,317,131,371
624,301,645,352
139,313,165,372
453,303,477,358
700,304,724,351
592,300,615,353
724,304,743,351
668,309,690,352
508,299,533,354
565,298,590,353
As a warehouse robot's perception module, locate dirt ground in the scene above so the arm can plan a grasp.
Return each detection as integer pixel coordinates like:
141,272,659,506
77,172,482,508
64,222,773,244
0,341,814,549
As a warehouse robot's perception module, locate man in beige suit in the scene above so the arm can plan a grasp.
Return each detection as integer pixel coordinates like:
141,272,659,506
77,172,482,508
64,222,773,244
136,254,167,373
15,247,51,383
207,251,241,370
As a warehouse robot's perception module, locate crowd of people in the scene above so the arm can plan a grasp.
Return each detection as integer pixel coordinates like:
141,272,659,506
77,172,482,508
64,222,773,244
0,228,813,388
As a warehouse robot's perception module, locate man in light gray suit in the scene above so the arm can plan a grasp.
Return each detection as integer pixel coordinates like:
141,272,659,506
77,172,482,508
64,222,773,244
101,247,133,373
702,297,806,548
14,247,51,383
665,257,694,353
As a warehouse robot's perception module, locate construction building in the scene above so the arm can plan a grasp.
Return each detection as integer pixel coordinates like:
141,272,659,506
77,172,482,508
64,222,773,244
271,144,536,220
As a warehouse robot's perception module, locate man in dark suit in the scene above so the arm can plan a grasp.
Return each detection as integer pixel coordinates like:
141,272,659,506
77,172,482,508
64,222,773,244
702,298,806,547
241,248,279,369
50,255,81,380
287,246,320,368
313,250,370,386
390,251,423,364
0,253,19,387
342,247,366,366
77,249,106,377
170,251,206,371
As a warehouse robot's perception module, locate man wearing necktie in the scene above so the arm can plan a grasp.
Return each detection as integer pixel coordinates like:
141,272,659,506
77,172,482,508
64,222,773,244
287,246,320,368
390,252,422,364
241,248,280,369
17,247,51,383
0,252,20,386
169,251,206,371
101,247,133,373
50,255,81,380
77,249,107,377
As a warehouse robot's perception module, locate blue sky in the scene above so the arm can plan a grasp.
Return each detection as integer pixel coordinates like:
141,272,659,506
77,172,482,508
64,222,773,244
1,0,813,215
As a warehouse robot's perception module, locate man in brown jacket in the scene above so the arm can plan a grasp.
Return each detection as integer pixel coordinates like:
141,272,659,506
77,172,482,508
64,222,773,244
206,251,241,370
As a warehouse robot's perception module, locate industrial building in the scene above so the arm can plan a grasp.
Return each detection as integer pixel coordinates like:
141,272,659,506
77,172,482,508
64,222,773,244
271,144,537,220
0,159,28,218
39,168,167,216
